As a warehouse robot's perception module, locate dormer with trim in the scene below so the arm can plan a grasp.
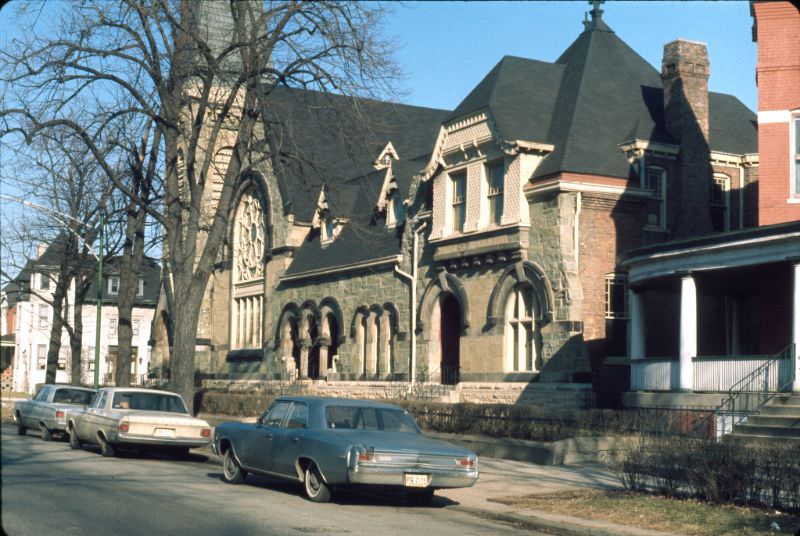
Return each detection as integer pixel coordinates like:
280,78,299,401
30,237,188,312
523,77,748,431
311,186,345,245
421,107,553,269
373,142,405,228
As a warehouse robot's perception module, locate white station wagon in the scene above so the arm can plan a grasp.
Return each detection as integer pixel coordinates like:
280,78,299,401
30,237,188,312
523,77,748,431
66,387,212,457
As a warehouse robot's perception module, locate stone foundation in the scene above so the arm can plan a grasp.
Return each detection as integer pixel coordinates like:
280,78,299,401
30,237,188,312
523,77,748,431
201,378,595,409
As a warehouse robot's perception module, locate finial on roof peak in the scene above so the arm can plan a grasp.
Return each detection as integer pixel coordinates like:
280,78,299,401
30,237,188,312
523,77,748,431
590,0,605,20
582,11,590,30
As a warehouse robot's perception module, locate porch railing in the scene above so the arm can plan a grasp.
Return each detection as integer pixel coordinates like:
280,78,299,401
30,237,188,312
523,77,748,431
630,358,678,391
715,344,795,436
694,354,792,392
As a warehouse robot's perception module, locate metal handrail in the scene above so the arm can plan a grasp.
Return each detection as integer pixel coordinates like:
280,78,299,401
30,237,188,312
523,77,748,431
715,343,795,436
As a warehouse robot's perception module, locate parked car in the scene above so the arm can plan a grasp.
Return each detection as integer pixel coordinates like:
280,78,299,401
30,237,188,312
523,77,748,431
14,384,96,441
213,396,479,503
66,387,212,457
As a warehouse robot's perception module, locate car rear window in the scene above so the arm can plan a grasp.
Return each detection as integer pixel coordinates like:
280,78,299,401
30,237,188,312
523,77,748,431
112,392,187,413
325,406,418,433
53,389,94,405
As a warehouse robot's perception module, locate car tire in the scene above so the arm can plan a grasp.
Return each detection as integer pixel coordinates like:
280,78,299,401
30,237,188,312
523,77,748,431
98,434,116,457
15,413,26,436
222,448,246,484
406,489,435,505
304,462,331,503
68,427,82,450
39,423,52,442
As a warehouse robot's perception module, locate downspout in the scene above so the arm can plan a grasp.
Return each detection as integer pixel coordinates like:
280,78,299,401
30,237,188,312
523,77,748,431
574,192,582,268
394,221,428,387
738,165,745,229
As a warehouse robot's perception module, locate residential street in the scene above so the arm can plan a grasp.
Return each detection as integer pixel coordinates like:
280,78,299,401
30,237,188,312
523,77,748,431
1,424,537,536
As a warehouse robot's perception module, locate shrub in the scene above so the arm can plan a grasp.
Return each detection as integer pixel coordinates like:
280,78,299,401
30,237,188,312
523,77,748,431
616,438,800,512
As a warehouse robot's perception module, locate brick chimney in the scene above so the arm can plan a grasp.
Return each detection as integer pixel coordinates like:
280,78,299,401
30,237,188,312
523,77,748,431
661,39,713,238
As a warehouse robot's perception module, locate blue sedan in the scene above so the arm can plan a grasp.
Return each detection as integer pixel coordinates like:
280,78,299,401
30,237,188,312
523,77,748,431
212,396,479,503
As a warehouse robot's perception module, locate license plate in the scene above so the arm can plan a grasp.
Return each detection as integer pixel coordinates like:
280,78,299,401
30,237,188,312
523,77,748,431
154,428,176,438
404,474,429,488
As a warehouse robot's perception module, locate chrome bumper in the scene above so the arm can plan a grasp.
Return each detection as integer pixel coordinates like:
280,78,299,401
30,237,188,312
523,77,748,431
115,433,210,448
347,465,478,489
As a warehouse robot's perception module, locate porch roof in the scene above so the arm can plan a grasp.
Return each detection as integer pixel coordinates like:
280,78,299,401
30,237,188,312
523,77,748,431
623,220,800,285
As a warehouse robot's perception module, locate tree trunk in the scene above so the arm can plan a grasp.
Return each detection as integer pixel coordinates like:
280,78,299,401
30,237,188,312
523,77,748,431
115,213,146,387
70,296,83,385
45,236,77,384
170,295,204,414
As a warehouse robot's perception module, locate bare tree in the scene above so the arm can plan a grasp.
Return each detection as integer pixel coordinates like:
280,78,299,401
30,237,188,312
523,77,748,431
0,128,109,385
1,0,399,407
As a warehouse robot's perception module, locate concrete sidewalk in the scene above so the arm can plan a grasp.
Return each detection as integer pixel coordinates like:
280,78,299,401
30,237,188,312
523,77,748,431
436,457,675,536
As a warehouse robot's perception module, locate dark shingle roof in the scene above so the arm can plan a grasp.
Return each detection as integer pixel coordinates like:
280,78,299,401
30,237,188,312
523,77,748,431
264,88,448,220
708,92,758,155
283,218,401,279
447,56,563,143
2,241,161,308
446,17,756,180
281,14,758,277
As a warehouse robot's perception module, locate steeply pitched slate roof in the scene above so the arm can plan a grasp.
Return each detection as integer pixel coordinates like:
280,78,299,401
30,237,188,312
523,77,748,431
447,56,563,144
708,92,758,155
279,14,758,279
532,19,675,179
283,218,401,279
447,17,756,180
264,87,448,220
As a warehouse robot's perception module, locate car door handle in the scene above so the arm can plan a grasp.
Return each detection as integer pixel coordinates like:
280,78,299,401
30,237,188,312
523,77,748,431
291,437,300,442
266,434,274,440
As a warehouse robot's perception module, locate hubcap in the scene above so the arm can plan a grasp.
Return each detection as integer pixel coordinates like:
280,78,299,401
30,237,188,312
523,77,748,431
225,453,236,478
307,469,319,495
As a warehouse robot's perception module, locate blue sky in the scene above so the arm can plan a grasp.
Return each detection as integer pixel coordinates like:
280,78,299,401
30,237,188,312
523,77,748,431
387,1,756,112
0,1,759,111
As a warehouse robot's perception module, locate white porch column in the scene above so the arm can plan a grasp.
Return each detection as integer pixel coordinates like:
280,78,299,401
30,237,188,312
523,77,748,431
629,288,645,360
792,262,800,392
679,274,697,392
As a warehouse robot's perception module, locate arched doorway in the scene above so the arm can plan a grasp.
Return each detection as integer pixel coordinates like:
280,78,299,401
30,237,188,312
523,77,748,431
440,293,461,385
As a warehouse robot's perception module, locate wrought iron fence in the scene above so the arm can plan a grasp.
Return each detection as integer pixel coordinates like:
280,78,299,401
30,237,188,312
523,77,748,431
715,343,795,436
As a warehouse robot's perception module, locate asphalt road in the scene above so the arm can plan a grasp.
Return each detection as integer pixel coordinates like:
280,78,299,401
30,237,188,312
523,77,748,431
1,424,535,536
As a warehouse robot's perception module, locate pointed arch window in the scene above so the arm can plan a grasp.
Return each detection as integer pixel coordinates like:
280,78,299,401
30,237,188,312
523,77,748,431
231,188,266,349
504,284,536,372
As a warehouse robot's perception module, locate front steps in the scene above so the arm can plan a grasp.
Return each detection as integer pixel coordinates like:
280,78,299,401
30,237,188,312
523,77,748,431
730,394,800,443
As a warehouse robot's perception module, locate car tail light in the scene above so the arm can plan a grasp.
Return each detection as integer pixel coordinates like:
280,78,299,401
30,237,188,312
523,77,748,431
55,411,64,419
358,448,374,462
201,428,211,437
456,457,475,469
119,422,129,433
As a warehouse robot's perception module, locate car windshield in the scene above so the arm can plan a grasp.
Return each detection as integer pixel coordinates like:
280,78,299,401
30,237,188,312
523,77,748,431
111,392,187,414
325,406,419,433
52,389,94,405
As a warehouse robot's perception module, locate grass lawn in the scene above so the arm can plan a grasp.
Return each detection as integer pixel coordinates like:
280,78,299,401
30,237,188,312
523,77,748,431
490,489,800,536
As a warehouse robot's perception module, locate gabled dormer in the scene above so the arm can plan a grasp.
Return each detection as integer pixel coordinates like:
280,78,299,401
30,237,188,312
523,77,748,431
311,186,344,244
373,142,405,228
420,110,552,234
373,141,399,170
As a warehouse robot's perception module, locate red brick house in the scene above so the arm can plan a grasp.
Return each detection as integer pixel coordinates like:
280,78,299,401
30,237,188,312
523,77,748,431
622,1,799,417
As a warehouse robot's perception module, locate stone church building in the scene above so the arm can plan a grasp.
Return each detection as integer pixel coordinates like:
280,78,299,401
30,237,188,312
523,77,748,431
152,5,761,407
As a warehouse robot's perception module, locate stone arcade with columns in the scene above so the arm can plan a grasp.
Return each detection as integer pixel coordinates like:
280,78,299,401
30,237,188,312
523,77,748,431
151,5,798,409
